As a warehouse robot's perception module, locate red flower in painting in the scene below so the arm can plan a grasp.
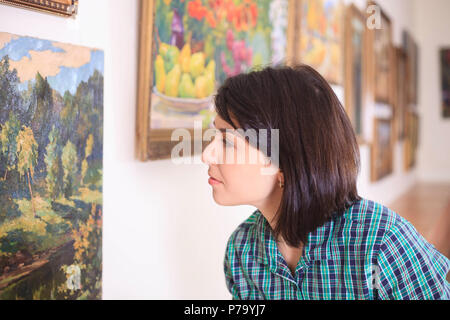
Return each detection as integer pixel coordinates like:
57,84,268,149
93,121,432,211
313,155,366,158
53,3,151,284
188,0,258,31
205,10,217,28
226,1,235,23
250,3,257,27
233,6,242,32
188,0,207,20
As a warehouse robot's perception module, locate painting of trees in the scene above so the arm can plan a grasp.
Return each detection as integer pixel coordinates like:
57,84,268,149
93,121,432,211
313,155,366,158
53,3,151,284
44,126,63,200
0,32,103,300
62,140,78,199
0,112,20,180
16,125,38,217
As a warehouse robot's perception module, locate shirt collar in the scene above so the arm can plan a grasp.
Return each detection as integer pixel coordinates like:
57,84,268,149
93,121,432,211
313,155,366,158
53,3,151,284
254,209,337,273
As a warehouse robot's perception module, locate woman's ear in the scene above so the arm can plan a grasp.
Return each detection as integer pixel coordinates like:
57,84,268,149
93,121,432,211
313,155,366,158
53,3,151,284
278,170,284,185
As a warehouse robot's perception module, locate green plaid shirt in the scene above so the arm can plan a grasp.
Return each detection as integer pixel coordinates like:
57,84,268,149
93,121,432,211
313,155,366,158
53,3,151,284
224,198,450,299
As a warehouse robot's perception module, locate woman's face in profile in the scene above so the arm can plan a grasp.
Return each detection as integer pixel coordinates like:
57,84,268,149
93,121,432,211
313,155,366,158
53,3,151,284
201,114,280,207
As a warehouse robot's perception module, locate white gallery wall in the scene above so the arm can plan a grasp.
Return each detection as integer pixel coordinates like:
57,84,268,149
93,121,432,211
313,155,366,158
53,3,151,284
413,0,450,182
0,0,447,299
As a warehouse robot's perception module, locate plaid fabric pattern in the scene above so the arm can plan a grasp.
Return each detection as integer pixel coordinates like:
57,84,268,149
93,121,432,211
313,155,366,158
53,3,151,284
224,198,450,299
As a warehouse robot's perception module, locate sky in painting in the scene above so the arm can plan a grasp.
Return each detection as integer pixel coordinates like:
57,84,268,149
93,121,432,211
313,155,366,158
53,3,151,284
0,32,104,95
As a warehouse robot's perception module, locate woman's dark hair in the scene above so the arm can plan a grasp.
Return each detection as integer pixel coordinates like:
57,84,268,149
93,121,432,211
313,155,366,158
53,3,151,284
213,64,362,247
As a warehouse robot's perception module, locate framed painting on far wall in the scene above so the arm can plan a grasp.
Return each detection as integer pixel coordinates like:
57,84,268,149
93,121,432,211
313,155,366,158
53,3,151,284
371,118,393,182
136,0,297,160
404,111,419,170
366,1,393,105
344,3,366,143
411,112,419,167
394,46,407,140
440,48,450,118
297,0,344,85
0,0,78,17
403,30,419,105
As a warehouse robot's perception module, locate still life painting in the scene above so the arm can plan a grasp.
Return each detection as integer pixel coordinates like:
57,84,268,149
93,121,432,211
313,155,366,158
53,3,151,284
0,32,103,300
137,0,295,160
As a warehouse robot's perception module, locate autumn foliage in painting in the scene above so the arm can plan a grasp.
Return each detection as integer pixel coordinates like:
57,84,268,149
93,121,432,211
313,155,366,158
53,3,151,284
0,54,103,300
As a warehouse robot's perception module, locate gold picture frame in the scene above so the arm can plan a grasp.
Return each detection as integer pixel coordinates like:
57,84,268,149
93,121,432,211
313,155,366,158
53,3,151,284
371,117,394,182
0,0,78,17
344,3,367,144
136,0,298,161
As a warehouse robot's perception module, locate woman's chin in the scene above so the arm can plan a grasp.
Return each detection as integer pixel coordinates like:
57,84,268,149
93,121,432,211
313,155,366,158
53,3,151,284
212,193,233,206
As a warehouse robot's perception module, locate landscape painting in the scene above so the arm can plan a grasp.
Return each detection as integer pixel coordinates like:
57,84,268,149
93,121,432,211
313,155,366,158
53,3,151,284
0,32,103,300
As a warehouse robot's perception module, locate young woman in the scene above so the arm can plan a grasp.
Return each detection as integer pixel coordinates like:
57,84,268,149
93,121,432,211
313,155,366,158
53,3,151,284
201,64,450,300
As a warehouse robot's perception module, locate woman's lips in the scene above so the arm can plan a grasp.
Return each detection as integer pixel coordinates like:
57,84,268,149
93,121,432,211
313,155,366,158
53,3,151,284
208,176,222,185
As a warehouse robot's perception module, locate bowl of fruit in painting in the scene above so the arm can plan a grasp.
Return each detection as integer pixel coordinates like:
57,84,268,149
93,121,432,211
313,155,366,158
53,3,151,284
154,40,216,113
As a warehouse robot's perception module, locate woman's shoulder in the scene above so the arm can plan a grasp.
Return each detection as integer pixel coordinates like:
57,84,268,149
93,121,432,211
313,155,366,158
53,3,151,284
315,197,415,255
335,197,448,258
352,199,450,299
340,197,408,236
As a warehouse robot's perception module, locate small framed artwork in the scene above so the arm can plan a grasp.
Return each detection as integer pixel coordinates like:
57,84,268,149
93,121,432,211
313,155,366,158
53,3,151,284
136,0,297,160
411,112,419,166
440,48,450,118
297,0,345,85
371,118,393,182
403,30,419,105
394,46,407,140
404,111,419,170
344,3,367,144
0,0,78,17
366,1,393,104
